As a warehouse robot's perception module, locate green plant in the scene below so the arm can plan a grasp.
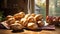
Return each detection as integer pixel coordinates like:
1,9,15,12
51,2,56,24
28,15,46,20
0,11,4,21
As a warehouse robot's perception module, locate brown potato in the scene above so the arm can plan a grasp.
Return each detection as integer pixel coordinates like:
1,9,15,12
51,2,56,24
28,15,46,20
37,21,44,27
10,23,23,31
6,15,13,20
34,14,43,21
20,18,28,27
30,13,36,17
27,22,38,30
14,20,20,23
24,14,31,19
14,12,25,20
6,17,15,25
28,16,36,23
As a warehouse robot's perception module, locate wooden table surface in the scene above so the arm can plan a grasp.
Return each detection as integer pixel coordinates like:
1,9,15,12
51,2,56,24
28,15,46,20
0,26,60,34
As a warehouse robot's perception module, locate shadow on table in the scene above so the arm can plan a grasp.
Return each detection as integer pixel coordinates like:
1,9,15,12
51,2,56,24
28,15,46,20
12,29,24,33
25,28,42,32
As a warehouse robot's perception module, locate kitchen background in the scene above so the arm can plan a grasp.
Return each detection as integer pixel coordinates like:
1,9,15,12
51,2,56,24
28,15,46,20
0,0,60,21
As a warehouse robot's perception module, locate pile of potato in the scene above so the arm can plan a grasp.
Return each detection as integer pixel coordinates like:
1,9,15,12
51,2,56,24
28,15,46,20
2,12,44,31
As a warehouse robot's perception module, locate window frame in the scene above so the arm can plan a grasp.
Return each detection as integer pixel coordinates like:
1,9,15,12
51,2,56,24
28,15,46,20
30,0,49,16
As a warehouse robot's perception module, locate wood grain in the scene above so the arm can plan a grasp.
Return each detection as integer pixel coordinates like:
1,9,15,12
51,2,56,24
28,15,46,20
0,26,60,34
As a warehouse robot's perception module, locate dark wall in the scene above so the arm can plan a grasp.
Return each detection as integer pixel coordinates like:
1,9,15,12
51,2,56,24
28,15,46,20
0,0,4,10
0,0,28,17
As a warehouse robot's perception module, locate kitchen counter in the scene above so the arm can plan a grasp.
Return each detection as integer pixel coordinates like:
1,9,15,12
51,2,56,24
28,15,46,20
0,26,60,34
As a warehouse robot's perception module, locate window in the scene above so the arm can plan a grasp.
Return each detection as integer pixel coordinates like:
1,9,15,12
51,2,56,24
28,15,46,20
34,0,46,20
49,0,60,16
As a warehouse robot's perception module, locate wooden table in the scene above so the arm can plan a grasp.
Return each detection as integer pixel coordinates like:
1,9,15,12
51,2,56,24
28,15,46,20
0,26,60,34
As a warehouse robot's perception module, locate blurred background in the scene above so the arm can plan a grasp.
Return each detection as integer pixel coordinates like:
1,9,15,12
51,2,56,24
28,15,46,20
0,0,60,21
49,0,60,16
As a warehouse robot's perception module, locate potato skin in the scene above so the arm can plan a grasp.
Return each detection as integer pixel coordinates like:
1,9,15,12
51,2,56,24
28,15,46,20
10,23,23,31
27,22,38,30
30,13,36,17
37,21,44,27
34,14,43,21
13,12,25,20
6,17,16,25
6,15,13,20
28,16,36,23
24,14,31,19
19,18,28,27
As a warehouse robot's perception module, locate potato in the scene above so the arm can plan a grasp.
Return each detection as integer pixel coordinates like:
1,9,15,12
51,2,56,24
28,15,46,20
14,12,25,20
37,21,44,27
28,16,36,23
34,14,43,21
10,23,23,31
30,13,36,17
24,14,31,19
20,18,28,27
6,17,15,25
6,15,13,20
27,22,38,30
